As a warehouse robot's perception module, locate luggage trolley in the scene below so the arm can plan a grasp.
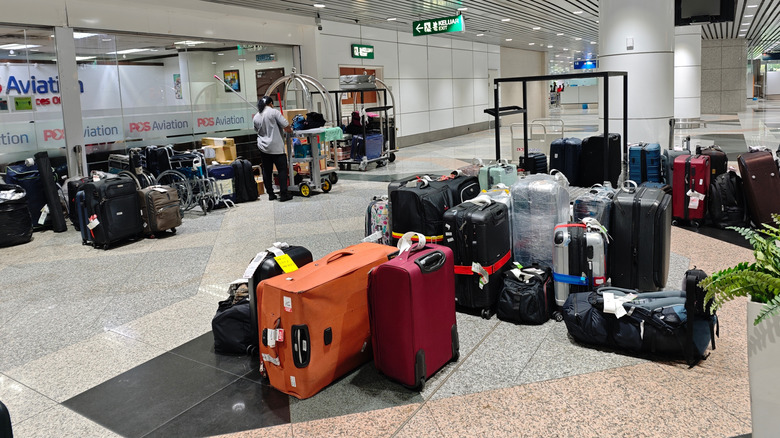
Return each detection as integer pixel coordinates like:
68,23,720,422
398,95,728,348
264,69,340,197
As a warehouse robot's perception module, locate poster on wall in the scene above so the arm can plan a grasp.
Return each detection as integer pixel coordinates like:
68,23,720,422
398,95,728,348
14,97,33,111
223,70,240,92
173,74,182,99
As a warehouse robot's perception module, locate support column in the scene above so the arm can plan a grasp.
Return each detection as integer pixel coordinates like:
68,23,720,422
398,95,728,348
54,27,87,177
674,25,702,127
599,0,674,149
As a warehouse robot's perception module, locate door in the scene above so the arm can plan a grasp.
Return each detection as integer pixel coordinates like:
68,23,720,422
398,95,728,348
339,67,378,106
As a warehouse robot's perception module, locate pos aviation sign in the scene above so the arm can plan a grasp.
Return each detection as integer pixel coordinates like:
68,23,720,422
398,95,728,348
412,15,465,37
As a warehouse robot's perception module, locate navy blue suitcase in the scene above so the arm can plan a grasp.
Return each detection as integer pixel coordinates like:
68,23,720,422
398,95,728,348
549,138,581,185
75,190,92,245
207,164,236,204
629,143,662,183
5,163,49,228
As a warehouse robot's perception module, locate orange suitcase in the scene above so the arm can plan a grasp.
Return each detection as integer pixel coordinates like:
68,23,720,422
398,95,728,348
257,242,397,399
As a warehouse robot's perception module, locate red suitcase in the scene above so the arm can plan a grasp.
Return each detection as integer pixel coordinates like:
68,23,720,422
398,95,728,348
368,233,459,390
672,154,710,227
738,150,780,227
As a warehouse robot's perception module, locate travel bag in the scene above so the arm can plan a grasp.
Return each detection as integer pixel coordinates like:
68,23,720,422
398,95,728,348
231,159,259,203
572,184,616,231
33,152,67,232
79,175,144,249
257,242,397,399
707,170,748,229
0,184,33,248
579,133,622,188
208,164,236,205
737,150,780,227
368,233,459,390
510,173,570,268
496,265,554,325
212,281,253,355
138,185,181,235
696,145,728,178
549,137,582,186
628,143,662,183
672,154,711,227
443,196,512,319
552,220,608,307
245,243,313,354
478,159,517,190
364,196,391,245
5,161,49,228
609,182,672,291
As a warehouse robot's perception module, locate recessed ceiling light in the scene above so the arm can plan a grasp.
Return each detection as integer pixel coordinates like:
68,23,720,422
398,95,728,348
590,41,597,44
108,48,150,55
747,4,758,7
555,54,560,57
563,48,568,51
218,52,224,55
528,42,535,45
574,37,582,41
476,33,485,36
102,38,112,42
0,43,41,50
238,58,246,61
174,40,205,45
549,60,554,62
76,56,96,61
505,38,513,41
557,33,564,36
313,3,325,7
501,18,511,22
532,26,541,30
745,14,754,18
387,17,397,21
458,7,468,11
547,45,553,48
742,23,751,26
573,10,583,14
596,20,599,23
212,61,217,65
73,32,97,39
150,49,158,52
50,34,55,38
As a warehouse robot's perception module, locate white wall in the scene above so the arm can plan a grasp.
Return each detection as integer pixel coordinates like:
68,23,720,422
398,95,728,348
499,47,547,125
316,20,500,137
766,71,780,95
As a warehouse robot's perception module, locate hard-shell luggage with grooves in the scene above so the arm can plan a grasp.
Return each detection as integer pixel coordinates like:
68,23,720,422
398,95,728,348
579,133,622,188
443,198,512,319
208,164,236,204
609,183,672,291
738,150,780,227
697,145,728,178
552,223,608,307
510,174,570,268
662,138,691,186
549,138,581,186
629,143,662,183
708,170,748,229
257,242,397,399
245,243,313,354
525,152,548,175
364,196,391,245
478,159,517,190
368,235,458,390
0,184,33,248
497,265,554,325
138,185,182,234
672,155,710,226
572,184,615,231
81,176,143,249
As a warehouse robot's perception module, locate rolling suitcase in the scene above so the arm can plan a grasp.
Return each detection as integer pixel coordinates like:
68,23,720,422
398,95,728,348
708,170,748,229
0,184,33,248
510,174,570,268
579,133,622,188
478,159,517,190
433,173,480,205
66,177,90,231
80,176,144,249
738,150,780,227
364,196,391,245
138,185,182,235
549,138,581,186
5,162,49,228
572,184,615,231
75,190,92,245
207,164,236,205
525,152,548,175
245,243,313,355
662,137,691,186
443,197,512,319
609,182,672,291
552,222,608,308
697,145,728,178
629,143,662,183
257,242,397,399
368,233,459,390
672,155,710,227
389,176,451,244
496,265,554,325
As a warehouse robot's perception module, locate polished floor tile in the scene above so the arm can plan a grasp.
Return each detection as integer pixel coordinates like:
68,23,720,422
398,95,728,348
11,404,120,438
109,298,214,351
291,404,419,438
168,332,260,379
0,373,57,426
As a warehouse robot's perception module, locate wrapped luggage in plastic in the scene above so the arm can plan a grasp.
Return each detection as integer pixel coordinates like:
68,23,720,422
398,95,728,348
510,173,570,268
0,184,33,247
572,184,615,231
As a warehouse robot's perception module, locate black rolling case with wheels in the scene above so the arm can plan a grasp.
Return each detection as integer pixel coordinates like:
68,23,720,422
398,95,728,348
579,133,622,187
81,176,144,249
231,159,258,203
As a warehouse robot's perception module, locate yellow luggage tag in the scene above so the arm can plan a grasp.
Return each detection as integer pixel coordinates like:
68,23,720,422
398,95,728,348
274,254,299,273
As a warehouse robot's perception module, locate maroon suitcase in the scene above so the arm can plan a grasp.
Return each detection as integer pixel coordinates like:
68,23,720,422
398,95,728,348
672,154,710,226
738,150,780,227
368,234,459,390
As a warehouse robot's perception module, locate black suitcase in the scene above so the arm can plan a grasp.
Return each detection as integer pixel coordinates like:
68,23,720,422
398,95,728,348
549,138,581,185
231,159,258,203
81,176,144,249
517,152,548,175
432,174,480,205
389,177,452,244
67,177,91,231
579,133,621,187
609,183,672,291
443,199,511,319
707,170,748,229
245,244,313,352
697,145,728,178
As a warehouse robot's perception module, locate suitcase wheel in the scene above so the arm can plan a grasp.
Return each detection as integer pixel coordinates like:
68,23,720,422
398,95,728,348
692,220,703,229
171,227,177,234
553,311,564,322
480,308,494,320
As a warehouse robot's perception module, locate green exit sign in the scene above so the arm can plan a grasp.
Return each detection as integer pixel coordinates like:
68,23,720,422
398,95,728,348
351,44,375,59
412,15,465,37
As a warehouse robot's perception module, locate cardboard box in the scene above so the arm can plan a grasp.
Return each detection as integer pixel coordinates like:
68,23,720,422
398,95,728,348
283,109,308,125
254,176,265,195
202,137,237,164
319,158,327,171
294,162,310,175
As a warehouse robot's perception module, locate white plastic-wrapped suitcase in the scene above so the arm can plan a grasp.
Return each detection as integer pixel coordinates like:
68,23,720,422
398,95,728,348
510,174,570,268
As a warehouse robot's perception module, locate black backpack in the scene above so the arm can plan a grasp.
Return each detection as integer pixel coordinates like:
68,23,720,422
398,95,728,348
212,283,254,355
304,112,326,129
231,159,258,203
708,170,748,229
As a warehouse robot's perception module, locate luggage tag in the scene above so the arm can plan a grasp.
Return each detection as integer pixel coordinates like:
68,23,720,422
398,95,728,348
602,292,637,319
686,190,706,209
274,254,299,273
472,263,489,289
38,204,49,225
87,214,100,230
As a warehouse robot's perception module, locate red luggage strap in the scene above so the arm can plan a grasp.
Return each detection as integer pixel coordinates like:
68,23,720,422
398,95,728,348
454,251,511,276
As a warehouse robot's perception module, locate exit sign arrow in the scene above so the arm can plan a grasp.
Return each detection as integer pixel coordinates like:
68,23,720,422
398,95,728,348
412,15,465,37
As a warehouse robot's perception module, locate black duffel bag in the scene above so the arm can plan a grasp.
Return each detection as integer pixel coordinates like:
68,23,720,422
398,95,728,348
0,184,33,248
212,282,254,355
497,266,554,325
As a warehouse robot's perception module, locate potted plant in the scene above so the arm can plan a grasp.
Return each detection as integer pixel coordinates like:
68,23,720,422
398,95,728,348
700,215,780,438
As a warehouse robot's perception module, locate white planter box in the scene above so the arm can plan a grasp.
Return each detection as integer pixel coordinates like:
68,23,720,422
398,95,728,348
747,300,780,437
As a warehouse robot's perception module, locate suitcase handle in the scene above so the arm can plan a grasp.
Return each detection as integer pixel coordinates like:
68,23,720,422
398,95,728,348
397,232,426,256
325,250,355,264
415,250,446,273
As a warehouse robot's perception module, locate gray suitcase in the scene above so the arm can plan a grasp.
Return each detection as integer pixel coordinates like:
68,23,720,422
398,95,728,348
552,222,608,306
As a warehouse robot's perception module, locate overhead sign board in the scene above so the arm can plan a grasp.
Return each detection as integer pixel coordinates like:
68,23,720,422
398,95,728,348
412,15,465,37
351,44,375,59
573,60,598,70
256,53,276,62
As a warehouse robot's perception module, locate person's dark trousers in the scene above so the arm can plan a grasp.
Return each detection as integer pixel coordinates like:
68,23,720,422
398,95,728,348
259,151,289,199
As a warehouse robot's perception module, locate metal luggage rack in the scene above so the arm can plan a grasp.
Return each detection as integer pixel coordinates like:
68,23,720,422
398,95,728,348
151,149,227,214
107,148,158,189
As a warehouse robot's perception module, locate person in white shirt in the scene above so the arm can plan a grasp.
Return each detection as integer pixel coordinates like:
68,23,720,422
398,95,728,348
253,95,293,202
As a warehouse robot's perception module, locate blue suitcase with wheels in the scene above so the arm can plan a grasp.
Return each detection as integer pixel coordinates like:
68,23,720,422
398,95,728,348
75,190,92,245
549,138,581,186
629,143,662,183
207,164,235,204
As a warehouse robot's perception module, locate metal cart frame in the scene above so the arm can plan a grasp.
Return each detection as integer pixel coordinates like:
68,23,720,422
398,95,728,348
284,128,339,197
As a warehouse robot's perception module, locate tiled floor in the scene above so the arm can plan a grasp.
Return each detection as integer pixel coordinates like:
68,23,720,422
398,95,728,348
2,100,778,437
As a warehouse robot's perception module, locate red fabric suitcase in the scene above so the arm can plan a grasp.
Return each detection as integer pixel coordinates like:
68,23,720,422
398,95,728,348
738,150,780,227
672,154,710,226
368,233,459,390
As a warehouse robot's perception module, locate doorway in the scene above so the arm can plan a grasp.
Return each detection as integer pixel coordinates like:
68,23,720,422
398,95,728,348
256,67,286,103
